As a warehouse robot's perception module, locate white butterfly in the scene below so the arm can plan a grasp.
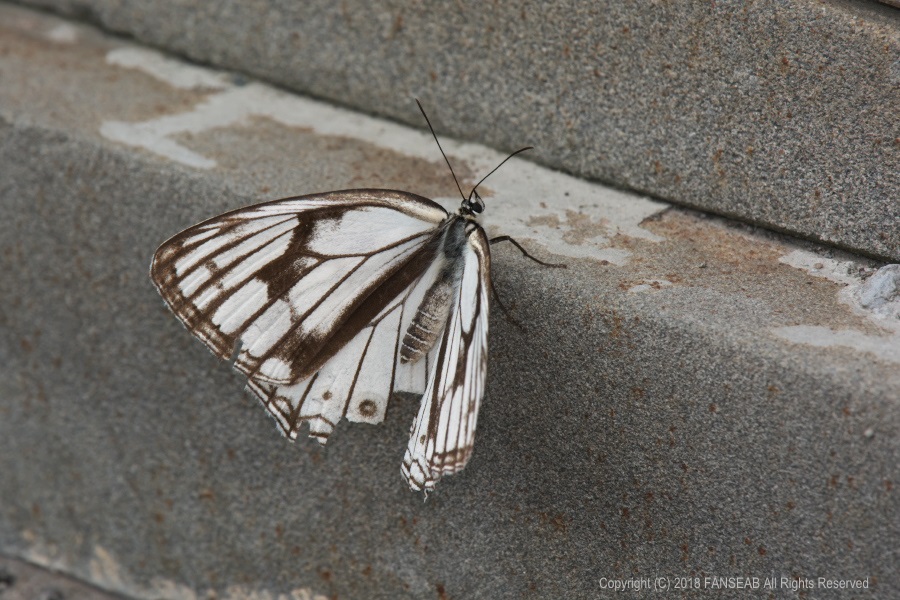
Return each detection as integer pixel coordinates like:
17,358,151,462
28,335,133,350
150,101,562,493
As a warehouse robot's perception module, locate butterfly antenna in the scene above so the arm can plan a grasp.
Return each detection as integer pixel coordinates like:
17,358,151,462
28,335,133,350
468,146,533,200
416,99,466,203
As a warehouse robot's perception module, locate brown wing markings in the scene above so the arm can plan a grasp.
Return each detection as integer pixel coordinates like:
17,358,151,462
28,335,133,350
422,302,455,462
248,372,338,440
307,230,447,376
157,190,447,266
365,260,441,419
151,216,298,339
153,202,443,364
180,227,299,304
155,214,296,288
197,226,435,380
158,200,435,283
152,217,246,275
213,226,437,367
154,189,448,285
157,251,322,362
246,379,296,437
429,288,479,473
184,232,312,334
339,323,378,422
245,243,448,444
153,214,307,356
184,190,449,228
387,301,404,414
236,251,376,382
249,205,436,289
442,227,489,472
251,287,407,442
286,371,320,436
247,223,448,384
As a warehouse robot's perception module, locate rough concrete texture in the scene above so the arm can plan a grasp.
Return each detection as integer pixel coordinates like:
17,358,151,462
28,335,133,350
0,554,131,600
1,6,898,599
12,0,900,262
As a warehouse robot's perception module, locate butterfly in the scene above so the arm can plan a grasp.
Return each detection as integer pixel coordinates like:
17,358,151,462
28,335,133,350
150,100,563,493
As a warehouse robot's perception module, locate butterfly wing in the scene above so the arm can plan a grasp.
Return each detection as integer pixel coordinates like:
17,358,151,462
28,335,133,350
151,189,449,387
244,252,447,442
401,224,491,492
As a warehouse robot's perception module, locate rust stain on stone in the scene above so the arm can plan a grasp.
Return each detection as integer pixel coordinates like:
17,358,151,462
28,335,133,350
0,22,207,134
600,209,884,335
525,210,612,246
188,117,479,201
562,210,612,245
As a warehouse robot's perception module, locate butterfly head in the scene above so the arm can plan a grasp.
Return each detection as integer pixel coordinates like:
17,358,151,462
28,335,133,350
460,190,485,216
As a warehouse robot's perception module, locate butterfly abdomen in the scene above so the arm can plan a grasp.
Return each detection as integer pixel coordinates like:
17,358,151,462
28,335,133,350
400,275,455,364
400,218,467,364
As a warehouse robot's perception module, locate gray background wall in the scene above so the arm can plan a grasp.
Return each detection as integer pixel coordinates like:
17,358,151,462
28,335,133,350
15,0,900,261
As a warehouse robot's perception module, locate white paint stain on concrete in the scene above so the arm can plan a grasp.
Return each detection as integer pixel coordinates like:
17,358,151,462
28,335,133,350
20,529,68,572
101,46,667,261
101,119,218,169
45,23,78,43
627,279,673,293
772,325,900,365
776,250,900,363
88,544,329,600
780,251,900,331
107,47,232,90
20,532,328,600
854,264,900,320
778,249,862,286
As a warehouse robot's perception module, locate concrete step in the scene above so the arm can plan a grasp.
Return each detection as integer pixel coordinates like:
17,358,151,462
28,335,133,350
0,6,897,599
0,554,131,600
14,0,900,262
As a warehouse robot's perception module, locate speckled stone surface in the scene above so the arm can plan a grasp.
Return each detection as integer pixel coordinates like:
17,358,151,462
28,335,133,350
0,7,897,600
13,0,900,261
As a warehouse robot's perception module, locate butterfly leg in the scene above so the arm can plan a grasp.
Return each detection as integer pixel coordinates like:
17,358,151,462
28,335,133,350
488,236,567,268
488,236,564,331
488,276,524,332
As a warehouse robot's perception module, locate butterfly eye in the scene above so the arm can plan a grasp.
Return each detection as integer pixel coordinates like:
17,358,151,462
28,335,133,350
468,192,485,214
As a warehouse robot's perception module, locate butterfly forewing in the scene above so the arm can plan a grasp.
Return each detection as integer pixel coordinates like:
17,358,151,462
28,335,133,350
151,190,448,384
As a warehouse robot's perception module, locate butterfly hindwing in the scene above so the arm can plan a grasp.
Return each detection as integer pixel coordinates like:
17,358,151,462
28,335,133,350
402,224,490,492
